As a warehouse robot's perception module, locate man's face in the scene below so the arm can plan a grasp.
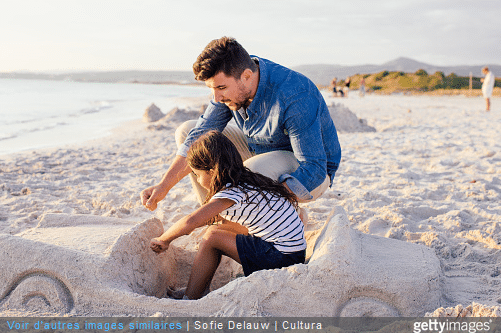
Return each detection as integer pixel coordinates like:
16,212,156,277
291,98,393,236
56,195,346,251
205,71,252,111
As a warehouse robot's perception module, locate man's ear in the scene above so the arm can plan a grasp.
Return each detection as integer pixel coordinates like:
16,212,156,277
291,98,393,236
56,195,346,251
240,68,254,82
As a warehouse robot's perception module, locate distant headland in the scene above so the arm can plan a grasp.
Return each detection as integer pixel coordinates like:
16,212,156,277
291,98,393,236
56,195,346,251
1,57,499,95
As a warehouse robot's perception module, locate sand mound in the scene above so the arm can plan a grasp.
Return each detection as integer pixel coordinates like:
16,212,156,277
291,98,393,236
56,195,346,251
427,303,501,317
328,103,376,133
147,107,202,131
142,103,165,122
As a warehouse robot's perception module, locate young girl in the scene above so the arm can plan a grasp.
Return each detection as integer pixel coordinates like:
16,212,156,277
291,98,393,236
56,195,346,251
150,130,306,300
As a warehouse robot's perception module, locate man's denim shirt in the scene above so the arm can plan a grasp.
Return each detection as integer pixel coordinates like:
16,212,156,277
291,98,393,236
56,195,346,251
177,57,342,201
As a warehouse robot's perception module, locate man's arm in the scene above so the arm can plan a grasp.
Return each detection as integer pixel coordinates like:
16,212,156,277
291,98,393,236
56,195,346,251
140,155,192,211
176,101,233,157
280,98,330,197
142,102,234,211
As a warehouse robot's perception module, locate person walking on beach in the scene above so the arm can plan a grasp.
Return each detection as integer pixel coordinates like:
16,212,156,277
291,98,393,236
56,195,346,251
140,37,341,219
150,131,306,300
343,76,351,97
481,66,495,111
331,77,343,97
359,78,366,97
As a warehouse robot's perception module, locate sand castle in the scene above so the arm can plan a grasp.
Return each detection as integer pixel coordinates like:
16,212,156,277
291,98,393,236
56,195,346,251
0,206,443,316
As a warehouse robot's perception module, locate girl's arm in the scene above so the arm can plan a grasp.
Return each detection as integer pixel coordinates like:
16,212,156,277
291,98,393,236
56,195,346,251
150,198,235,253
220,217,249,235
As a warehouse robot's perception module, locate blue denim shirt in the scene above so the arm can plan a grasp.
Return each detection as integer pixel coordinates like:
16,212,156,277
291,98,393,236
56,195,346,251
177,57,341,200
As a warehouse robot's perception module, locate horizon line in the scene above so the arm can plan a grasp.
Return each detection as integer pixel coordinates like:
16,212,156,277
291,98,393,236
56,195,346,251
2,57,500,75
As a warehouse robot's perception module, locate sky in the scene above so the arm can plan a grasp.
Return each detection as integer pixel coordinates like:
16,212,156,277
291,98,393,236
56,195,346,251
1,0,500,72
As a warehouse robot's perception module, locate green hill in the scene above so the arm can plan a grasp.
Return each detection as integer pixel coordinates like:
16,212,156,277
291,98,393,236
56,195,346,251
336,70,501,94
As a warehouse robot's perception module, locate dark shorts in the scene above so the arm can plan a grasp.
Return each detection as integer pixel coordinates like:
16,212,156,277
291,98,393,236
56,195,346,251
235,234,306,277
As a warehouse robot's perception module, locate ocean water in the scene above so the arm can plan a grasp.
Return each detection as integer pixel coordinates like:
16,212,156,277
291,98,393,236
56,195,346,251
0,78,209,155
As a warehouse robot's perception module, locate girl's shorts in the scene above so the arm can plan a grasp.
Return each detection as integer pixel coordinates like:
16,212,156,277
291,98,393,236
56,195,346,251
235,234,306,276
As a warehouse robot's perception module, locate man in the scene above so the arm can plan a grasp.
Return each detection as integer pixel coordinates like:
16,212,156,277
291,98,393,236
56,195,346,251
481,66,495,111
141,37,341,213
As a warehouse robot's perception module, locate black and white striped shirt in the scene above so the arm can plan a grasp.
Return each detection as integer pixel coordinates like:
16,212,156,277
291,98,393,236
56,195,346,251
212,185,306,253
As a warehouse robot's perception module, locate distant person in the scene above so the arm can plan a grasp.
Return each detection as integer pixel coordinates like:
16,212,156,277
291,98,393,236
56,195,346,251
359,78,366,97
343,76,351,97
150,131,306,300
331,77,344,97
481,66,495,111
331,77,341,97
140,37,341,222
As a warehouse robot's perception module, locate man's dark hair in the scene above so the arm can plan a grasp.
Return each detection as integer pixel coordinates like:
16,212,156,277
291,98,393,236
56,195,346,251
193,37,258,81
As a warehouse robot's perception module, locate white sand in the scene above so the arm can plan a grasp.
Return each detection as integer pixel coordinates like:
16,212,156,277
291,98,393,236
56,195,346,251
0,93,500,317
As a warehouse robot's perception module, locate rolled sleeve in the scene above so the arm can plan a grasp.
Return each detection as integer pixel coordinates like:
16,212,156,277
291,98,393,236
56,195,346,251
176,143,191,158
278,173,313,201
175,101,233,156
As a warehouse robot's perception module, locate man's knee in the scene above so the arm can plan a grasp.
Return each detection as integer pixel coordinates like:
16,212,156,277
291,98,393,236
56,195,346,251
175,120,198,147
243,150,329,202
244,150,298,181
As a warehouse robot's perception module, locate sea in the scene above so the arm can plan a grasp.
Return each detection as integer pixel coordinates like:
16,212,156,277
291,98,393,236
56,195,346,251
0,78,209,156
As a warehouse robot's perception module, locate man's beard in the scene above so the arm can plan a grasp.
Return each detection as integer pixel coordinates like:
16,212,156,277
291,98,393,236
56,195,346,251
225,99,249,111
224,82,251,111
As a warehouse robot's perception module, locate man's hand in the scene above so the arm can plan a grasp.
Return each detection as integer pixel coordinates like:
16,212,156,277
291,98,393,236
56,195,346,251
140,155,192,211
140,185,166,211
150,237,169,253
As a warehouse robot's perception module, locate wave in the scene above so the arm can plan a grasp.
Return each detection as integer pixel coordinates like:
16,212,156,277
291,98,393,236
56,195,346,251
78,101,113,115
2,114,59,126
0,122,69,142
0,134,17,141
1,100,114,126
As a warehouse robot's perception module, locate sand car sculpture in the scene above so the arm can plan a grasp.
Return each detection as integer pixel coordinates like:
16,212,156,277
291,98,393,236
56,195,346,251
0,206,443,316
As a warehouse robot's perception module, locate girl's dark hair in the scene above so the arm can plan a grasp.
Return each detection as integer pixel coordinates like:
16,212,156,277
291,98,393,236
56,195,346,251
193,36,258,81
187,130,298,221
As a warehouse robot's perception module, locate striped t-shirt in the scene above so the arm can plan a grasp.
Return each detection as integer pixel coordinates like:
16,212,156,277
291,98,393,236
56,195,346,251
212,185,306,253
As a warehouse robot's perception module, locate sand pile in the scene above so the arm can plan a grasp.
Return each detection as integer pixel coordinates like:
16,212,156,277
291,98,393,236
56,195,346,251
142,103,165,122
328,102,376,133
427,303,501,317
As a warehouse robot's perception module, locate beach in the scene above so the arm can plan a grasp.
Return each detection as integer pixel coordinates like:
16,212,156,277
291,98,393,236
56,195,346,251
0,92,500,317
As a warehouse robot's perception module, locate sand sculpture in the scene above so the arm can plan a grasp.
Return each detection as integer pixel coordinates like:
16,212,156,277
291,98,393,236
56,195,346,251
0,206,442,316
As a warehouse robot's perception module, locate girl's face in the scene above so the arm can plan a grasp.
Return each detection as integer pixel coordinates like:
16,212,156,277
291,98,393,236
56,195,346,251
192,168,214,190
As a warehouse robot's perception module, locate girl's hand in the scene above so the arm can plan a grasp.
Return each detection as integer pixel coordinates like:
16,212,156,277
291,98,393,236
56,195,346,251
150,238,169,253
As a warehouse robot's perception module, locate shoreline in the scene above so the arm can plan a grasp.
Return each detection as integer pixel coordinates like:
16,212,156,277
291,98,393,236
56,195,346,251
0,93,212,159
